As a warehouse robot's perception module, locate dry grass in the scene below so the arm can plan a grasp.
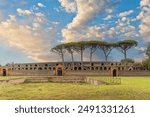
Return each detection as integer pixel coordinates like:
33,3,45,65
0,77,150,100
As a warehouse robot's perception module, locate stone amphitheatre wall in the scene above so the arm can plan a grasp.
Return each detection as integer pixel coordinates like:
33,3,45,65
0,62,150,76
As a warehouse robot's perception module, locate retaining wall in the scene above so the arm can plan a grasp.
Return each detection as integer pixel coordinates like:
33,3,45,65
0,76,86,84
2,69,150,77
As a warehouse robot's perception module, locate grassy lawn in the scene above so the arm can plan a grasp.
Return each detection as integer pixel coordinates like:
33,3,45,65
0,76,49,80
0,77,150,100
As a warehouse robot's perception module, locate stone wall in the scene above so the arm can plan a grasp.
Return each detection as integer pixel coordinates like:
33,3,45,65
65,70,109,76
0,76,86,84
9,70,54,76
0,61,150,76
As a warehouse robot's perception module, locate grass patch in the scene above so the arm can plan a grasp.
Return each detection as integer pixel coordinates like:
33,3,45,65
0,77,150,100
0,76,49,80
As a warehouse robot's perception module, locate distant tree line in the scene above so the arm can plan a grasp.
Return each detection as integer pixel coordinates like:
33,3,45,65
51,40,138,69
143,43,150,69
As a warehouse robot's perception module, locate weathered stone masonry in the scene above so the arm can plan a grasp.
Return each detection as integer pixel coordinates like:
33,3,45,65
0,61,150,76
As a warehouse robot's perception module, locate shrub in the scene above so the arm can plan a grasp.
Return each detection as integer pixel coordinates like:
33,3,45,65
121,58,134,63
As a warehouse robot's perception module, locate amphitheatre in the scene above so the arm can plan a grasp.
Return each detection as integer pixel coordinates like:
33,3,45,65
0,40,150,100
0,40,150,77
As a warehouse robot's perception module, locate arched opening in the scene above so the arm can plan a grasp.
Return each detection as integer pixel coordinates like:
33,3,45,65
129,68,132,71
3,69,7,76
74,67,77,70
57,67,62,76
113,69,117,77
78,67,81,70
38,67,42,70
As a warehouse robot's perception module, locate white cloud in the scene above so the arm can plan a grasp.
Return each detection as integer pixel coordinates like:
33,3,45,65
0,12,59,62
8,15,16,21
59,0,77,13
68,0,107,29
60,0,110,42
106,8,113,14
52,21,60,25
62,26,103,42
32,12,46,29
140,0,150,7
103,15,113,20
103,16,138,40
17,8,32,16
135,47,146,52
37,3,46,8
138,0,150,41
119,10,133,17
54,7,60,12
35,12,44,17
0,20,48,61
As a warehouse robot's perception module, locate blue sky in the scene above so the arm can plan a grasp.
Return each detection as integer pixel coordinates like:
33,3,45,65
0,0,149,65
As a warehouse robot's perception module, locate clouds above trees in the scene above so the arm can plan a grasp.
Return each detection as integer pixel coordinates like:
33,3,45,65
0,0,149,63
60,0,113,42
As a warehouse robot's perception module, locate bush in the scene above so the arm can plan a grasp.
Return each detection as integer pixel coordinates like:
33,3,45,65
142,59,150,68
121,58,134,63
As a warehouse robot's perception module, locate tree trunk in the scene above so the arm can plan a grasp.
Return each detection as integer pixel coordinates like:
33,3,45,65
124,50,127,70
124,50,127,59
103,50,108,62
81,48,83,70
90,49,92,70
105,55,108,62
71,53,74,70
61,53,64,66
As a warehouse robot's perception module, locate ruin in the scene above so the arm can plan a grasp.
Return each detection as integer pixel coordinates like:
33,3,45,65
0,61,150,76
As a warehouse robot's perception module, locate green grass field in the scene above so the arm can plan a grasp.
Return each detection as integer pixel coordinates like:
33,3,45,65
0,77,150,100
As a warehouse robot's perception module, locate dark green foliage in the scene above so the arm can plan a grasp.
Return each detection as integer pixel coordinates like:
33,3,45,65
51,40,138,64
142,43,150,68
142,59,150,68
121,58,135,63
146,43,150,59
116,40,138,59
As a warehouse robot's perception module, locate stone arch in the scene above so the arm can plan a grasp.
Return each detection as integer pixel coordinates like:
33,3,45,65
100,67,102,70
74,67,77,70
95,67,98,70
55,64,65,76
78,67,81,70
45,64,48,66
110,67,119,77
3,69,7,76
38,67,42,70
113,69,117,77
0,67,10,76
104,67,107,70
91,67,94,70
57,67,62,76
49,67,52,70
44,67,47,70
128,67,133,71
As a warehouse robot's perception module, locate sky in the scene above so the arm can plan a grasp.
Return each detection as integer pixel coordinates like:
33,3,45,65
0,0,150,65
